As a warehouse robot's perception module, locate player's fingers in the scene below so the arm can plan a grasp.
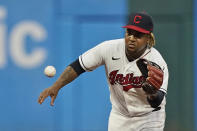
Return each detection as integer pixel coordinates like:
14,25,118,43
38,96,42,104
50,95,57,106
38,95,47,104
38,96,45,104
38,90,49,104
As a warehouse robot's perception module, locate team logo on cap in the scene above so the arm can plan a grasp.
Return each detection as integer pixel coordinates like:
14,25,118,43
134,15,142,24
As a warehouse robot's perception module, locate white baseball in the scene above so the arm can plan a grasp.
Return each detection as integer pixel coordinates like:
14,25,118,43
44,65,56,77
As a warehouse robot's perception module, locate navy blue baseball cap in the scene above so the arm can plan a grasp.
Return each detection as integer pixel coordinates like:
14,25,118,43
122,12,153,34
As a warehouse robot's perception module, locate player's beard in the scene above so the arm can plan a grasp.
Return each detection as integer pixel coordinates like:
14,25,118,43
125,44,147,61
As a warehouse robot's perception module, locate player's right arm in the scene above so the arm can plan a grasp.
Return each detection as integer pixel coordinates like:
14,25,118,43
38,41,108,106
38,59,85,106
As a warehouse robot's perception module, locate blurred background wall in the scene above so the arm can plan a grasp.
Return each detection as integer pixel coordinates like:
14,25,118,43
0,0,195,131
128,0,194,131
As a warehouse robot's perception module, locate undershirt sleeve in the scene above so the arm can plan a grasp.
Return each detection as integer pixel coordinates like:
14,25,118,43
69,59,85,75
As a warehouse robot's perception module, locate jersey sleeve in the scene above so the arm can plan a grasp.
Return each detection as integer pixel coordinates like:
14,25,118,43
79,42,107,72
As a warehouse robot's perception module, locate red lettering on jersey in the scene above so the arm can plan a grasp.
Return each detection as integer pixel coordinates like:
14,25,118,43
122,74,130,84
108,70,145,92
134,15,142,24
109,70,118,85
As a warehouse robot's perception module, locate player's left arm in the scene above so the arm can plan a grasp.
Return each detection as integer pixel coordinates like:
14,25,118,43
137,58,169,108
145,63,169,108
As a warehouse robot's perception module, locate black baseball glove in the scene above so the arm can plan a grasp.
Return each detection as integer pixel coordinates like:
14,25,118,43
137,59,164,95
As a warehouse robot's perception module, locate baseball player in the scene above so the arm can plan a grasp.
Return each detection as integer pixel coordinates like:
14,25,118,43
38,12,169,131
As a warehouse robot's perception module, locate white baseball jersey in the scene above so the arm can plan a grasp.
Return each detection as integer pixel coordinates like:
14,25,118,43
79,38,169,130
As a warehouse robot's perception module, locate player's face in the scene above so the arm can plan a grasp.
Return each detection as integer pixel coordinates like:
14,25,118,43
125,29,149,55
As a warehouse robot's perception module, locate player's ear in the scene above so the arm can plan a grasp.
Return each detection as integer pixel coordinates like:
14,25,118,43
148,33,152,41
147,37,150,44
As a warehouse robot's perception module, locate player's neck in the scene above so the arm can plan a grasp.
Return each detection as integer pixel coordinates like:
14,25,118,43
126,47,147,62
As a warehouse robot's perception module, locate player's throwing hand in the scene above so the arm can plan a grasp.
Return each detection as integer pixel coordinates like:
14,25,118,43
38,86,60,106
38,66,79,106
